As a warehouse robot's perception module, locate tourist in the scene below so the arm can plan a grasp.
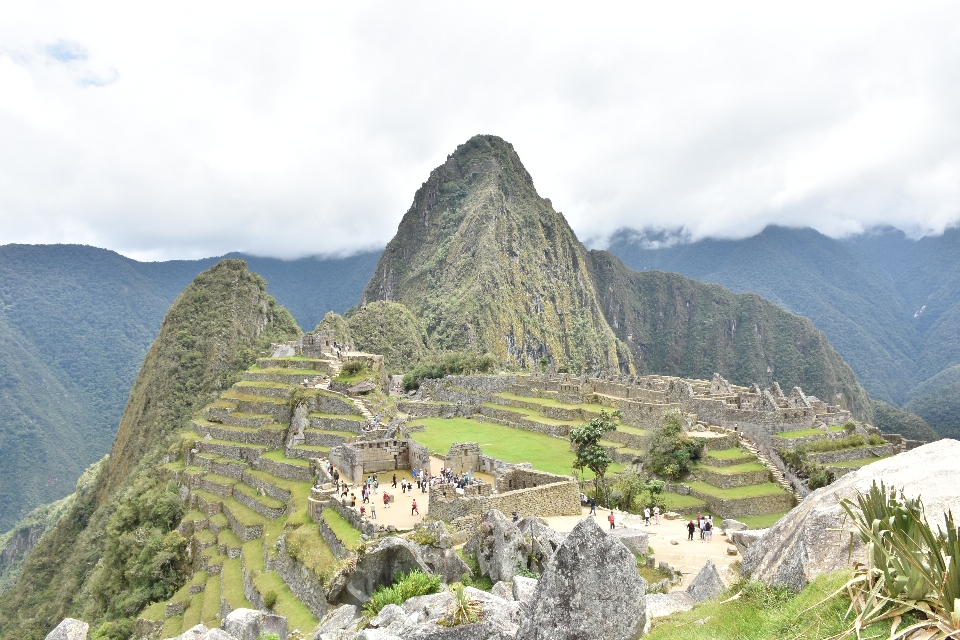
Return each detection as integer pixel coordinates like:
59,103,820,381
383,492,390,509
608,511,616,530
359,505,365,517
373,478,379,494
705,519,713,542
362,488,369,504
512,511,519,523
653,506,661,525
644,507,651,526
411,499,419,516
392,474,397,488
401,479,407,493
371,505,377,519
687,520,696,541
589,497,597,516
697,514,705,539
350,493,356,508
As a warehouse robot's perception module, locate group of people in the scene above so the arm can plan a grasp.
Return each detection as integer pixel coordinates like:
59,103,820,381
686,514,714,542
321,462,428,522
436,467,483,490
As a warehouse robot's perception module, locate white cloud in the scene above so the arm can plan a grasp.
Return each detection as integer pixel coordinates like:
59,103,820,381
0,1,959,259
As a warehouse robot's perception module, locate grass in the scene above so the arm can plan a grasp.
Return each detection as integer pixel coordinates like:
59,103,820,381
304,428,358,438
217,528,243,551
482,402,581,426
696,461,768,474
194,529,216,546
221,558,252,610
662,493,709,510
645,570,898,640
615,424,651,436
826,456,890,468
685,481,789,499
223,497,269,528
322,508,363,550
705,447,753,460
638,563,673,586
141,600,168,621
737,512,790,529
285,523,337,579
234,380,296,389
202,575,221,627
252,571,319,631
233,482,286,510
261,449,310,467
493,392,607,413
181,510,207,522
209,512,229,529
778,425,847,439
160,615,183,639
409,416,623,478
242,539,266,575
183,592,203,629
308,411,365,421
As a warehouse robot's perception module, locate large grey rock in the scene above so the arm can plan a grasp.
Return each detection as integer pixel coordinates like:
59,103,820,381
314,604,361,637
743,440,960,590
512,576,538,604
421,548,472,584
721,519,748,534
413,521,454,549
45,619,89,640
516,516,565,574
517,518,646,640
370,604,407,628
731,528,767,555
464,510,530,582
176,624,210,640
398,587,521,639
223,609,288,640
606,527,649,556
645,592,695,619
686,559,725,603
491,581,515,600
329,537,434,605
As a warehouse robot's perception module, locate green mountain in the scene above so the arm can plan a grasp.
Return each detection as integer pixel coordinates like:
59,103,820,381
606,225,953,439
0,245,377,530
320,302,432,372
361,134,870,416
361,135,628,373
0,259,299,640
588,251,873,417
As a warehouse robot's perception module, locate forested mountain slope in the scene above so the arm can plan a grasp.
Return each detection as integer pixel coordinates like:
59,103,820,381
0,259,299,640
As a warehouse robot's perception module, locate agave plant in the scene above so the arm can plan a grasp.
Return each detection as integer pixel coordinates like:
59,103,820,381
838,481,960,639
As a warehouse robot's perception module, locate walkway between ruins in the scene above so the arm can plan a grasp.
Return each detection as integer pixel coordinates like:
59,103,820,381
544,508,739,590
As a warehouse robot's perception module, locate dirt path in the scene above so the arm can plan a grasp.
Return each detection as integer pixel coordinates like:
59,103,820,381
544,508,740,589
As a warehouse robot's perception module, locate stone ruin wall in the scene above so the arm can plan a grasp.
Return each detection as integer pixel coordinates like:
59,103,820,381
427,476,581,523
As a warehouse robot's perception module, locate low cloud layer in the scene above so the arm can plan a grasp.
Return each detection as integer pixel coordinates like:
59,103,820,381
1,2,959,260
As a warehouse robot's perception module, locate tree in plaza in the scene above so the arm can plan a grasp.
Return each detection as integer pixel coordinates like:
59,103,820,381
569,409,620,504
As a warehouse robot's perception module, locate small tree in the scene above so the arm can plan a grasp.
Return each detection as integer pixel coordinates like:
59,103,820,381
570,409,620,504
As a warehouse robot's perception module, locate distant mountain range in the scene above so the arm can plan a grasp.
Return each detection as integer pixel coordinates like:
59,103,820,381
607,225,960,440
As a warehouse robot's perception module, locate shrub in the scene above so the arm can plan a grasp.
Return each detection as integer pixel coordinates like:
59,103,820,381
775,447,835,489
867,433,887,446
439,583,482,626
362,570,443,616
805,434,866,453
340,360,368,377
263,589,278,610
402,352,496,390
646,413,703,480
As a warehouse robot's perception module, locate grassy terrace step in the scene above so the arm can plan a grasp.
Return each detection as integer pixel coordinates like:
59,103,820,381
249,366,322,376
663,493,708,510
202,575,221,627
218,528,243,553
223,497,269,529
321,508,362,550
252,571,319,632
685,480,789,499
494,392,607,413
261,449,310,467
234,480,287,514
696,461,768,474
738,511,790,529
221,391,291,404
308,411,365,421
778,425,846,439
304,428,357,438
161,615,183,639
183,593,203,629
245,469,312,512
705,447,755,460
286,444,330,460
616,424,650,436
825,455,891,468
141,601,167,622
221,557,253,611
194,529,217,546
196,438,268,461
209,512,229,531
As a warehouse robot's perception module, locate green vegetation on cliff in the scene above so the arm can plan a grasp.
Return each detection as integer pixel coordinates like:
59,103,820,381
0,259,299,640
361,134,627,374
588,250,873,418
341,301,431,372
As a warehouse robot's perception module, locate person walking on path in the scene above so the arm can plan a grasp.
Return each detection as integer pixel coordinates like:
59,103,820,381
371,504,377,519
589,497,597,516
383,492,390,509
392,474,397,488
687,520,696,541
644,507,651,526
653,506,661,525
705,519,713,542
608,511,616,530
411,499,419,516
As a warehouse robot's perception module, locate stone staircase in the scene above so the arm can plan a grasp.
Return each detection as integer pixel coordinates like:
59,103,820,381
139,354,370,639
740,439,804,503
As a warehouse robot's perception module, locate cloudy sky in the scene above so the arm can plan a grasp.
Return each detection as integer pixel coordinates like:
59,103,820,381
1,2,959,260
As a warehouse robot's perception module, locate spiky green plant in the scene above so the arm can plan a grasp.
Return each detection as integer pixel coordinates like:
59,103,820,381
837,481,960,639
439,582,482,626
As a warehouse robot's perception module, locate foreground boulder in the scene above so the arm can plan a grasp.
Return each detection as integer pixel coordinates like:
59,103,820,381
607,527,649,556
517,516,565,573
45,619,89,640
464,510,531,583
686,560,725,603
742,440,960,590
223,609,288,640
517,518,646,640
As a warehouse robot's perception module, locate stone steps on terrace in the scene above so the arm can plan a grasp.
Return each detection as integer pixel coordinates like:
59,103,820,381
230,380,298,400
192,419,288,448
741,440,804,503
195,438,268,463
243,369,327,385
301,428,355,447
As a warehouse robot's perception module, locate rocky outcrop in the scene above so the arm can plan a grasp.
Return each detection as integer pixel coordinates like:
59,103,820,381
720,519,748,534
313,604,361,637
44,619,89,640
222,609,288,640
686,560,725,603
731,528,767,556
421,548,471,584
645,592,694,620
606,527,649,556
464,510,530,583
742,440,960,590
516,516,564,574
517,518,647,640
328,537,434,606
